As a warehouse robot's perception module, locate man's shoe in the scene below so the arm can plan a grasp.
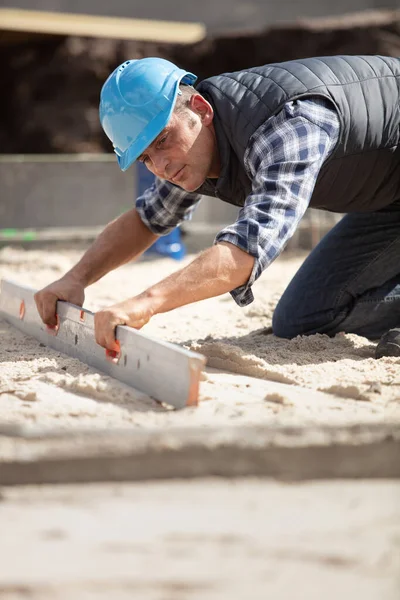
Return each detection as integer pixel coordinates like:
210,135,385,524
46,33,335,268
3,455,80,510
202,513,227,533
375,328,400,359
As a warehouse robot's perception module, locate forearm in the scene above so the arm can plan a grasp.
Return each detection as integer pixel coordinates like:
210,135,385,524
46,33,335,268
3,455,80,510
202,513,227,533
143,242,255,314
92,241,254,350
66,208,158,287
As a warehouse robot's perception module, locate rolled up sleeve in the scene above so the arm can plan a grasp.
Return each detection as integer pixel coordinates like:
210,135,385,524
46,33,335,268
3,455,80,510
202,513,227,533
215,98,340,306
136,177,202,235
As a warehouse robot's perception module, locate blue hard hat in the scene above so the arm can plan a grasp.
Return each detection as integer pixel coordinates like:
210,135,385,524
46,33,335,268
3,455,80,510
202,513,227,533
99,57,197,171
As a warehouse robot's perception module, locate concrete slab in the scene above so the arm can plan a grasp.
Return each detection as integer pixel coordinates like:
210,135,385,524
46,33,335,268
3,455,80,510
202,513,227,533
0,423,399,485
0,479,399,599
0,156,135,229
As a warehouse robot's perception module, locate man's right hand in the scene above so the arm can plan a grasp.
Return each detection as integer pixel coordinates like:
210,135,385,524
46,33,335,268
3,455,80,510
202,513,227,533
34,275,85,326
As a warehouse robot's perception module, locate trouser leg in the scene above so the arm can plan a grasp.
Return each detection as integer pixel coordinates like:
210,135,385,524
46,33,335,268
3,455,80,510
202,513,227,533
272,204,400,340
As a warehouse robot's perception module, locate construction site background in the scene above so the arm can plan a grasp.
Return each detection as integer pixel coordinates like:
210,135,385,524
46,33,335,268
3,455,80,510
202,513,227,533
2,0,399,32
1,2,400,248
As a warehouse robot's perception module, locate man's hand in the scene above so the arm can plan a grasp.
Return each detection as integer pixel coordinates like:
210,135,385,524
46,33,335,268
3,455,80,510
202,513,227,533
94,295,155,351
34,275,85,327
93,242,254,351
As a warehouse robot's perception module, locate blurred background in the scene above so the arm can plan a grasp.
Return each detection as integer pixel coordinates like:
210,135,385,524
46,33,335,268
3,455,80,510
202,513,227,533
2,0,400,33
1,0,400,252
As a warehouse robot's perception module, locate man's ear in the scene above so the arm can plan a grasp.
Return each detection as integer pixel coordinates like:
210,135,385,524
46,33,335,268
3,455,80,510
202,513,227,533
189,94,214,125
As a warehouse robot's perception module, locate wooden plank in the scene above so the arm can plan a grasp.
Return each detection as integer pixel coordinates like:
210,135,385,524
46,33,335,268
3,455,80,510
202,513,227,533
0,278,206,409
0,8,206,44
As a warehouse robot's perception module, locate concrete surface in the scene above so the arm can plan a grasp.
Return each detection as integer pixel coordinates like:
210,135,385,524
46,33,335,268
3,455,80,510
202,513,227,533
1,423,399,485
0,478,399,599
0,156,135,229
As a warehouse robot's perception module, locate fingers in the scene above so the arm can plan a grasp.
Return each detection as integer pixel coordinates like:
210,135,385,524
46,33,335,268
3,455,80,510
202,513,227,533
34,290,58,326
34,277,85,327
94,309,124,352
94,303,152,351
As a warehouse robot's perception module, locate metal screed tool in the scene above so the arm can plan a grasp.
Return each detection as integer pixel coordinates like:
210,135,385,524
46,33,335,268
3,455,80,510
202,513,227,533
0,279,206,409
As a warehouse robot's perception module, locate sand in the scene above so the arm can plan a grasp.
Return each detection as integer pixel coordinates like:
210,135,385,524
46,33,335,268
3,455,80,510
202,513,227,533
1,479,399,600
0,245,399,431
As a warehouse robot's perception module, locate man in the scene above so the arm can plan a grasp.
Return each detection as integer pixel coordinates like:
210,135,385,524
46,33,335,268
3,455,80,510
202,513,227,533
35,56,400,358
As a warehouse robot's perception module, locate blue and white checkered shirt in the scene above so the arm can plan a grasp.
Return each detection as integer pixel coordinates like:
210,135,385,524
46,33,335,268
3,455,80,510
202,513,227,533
136,97,340,306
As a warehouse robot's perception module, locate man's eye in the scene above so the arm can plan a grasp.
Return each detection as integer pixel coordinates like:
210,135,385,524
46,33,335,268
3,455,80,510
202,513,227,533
157,135,168,148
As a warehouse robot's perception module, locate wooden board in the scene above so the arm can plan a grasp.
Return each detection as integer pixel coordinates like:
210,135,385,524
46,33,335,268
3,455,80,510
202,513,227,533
0,8,206,44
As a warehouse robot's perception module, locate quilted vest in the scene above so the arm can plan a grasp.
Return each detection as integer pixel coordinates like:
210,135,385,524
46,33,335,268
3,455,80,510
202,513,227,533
195,55,400,212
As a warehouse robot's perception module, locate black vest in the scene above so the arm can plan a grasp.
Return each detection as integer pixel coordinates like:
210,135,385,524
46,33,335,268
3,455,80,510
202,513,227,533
195,55,400,213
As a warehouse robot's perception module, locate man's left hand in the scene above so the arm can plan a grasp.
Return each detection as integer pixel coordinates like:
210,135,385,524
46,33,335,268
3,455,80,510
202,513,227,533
94,296,154,351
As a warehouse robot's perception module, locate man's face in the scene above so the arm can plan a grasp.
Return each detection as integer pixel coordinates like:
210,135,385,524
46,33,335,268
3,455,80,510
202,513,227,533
137,94,220,192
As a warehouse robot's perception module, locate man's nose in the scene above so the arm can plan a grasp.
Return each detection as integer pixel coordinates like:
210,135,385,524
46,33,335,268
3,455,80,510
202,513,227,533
151,153,169,178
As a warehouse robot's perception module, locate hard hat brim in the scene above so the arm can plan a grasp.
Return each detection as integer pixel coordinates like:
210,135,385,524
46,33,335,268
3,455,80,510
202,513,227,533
116,106,172,172
116,70,197,172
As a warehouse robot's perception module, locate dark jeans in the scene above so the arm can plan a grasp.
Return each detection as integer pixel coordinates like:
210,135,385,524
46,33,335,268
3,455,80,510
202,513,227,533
272,202,400,340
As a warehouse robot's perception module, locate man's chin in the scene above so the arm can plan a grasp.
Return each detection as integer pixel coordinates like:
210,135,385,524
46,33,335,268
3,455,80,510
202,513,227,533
180,178,205,193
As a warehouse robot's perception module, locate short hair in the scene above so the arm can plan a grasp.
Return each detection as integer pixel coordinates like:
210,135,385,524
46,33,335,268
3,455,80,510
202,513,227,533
174,84,197,113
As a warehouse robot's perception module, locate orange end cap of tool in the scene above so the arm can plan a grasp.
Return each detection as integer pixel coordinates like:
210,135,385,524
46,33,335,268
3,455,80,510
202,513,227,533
19,300,25,320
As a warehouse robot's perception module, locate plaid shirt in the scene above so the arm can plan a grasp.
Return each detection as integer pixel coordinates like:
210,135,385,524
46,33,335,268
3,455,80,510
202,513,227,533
136,97,340,306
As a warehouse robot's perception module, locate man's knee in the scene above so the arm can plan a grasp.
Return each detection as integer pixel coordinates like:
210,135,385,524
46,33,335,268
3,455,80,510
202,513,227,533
272,296,335,339
272,303,304,339
271,293,309,338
